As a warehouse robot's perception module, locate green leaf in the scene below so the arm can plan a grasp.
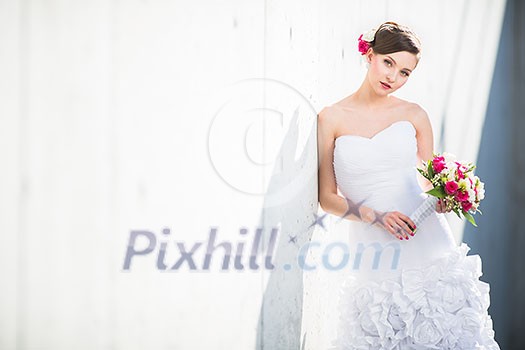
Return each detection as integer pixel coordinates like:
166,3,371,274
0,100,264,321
427,161,434,178
417,166,432,181
426,187,446,198
462,210,478,227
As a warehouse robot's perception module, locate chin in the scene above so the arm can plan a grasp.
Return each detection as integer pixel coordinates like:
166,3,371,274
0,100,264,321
377,88,392,95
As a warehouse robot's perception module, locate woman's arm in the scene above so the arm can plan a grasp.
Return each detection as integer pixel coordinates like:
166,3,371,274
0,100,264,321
412,104,453,213
317,107,383,225
413,105,435,192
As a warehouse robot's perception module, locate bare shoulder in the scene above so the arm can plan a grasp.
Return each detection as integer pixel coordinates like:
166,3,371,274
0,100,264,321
402,102,434,148
408,102,431,130
408,101,429,119
317,105,341,139
394,98,431,130
318,102,352,119
318,98,359,126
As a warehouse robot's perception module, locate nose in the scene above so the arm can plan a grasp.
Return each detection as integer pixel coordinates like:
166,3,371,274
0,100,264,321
386,72,396,83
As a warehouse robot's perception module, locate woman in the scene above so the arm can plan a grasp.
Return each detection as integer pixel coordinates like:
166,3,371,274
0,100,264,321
316,21,500,349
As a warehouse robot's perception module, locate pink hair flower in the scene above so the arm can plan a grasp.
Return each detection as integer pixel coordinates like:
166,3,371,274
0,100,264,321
357,28,377,55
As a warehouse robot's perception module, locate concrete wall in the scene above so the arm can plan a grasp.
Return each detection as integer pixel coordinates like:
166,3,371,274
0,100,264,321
0,0,512,349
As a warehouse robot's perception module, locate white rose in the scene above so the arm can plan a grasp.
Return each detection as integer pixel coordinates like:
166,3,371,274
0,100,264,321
477,186,485,200
439,328,460,349
442,152,457,162
479,181,485,190
475,180,485,195
468,188,476,202
361,28,377,42
454,307,483,347
427,280,467,313
411,313,445,347
358,280,416,348
357,308,380,336
386,304,405,331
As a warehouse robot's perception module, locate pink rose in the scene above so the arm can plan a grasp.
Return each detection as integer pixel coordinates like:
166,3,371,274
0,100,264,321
444,181,459,195
461,201,473,212
454,190,469,202
432,156,446,173
358,36,370,55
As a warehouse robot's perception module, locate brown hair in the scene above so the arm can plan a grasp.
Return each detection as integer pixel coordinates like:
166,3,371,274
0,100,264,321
369,21,422,60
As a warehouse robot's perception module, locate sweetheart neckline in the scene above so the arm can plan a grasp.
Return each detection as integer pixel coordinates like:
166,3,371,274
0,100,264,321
335,120,415,142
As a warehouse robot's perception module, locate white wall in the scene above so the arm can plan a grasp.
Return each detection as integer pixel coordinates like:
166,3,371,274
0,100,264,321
0,1,505,349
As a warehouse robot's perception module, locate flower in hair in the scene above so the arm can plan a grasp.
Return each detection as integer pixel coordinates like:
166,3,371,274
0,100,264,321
357,27,377,55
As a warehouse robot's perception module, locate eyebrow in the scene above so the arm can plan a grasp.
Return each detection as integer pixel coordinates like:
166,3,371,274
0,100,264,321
387,55,413,72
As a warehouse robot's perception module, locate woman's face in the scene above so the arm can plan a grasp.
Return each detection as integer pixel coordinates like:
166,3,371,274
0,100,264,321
366,49,418,95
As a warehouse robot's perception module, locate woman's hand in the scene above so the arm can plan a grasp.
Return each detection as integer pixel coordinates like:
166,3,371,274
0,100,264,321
375,211,416,240
436,198,452,213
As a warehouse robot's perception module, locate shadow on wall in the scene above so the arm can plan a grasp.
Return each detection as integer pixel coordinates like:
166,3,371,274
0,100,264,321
253,105,319,350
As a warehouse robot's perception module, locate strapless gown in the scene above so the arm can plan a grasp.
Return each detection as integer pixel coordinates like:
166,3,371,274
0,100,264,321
319,120,500,349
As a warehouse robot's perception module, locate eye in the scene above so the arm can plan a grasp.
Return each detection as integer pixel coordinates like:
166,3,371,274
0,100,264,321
384,59,392,66
401,71,410,77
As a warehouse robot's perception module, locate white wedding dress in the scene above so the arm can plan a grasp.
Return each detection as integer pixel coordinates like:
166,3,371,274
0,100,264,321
302,120,500,349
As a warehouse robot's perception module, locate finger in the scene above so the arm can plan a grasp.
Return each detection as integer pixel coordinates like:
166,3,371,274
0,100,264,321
393,221,409,240
392,224,405,240
399,218,414,236
399,216,416,235
396,219,412,238
387,215,409,240
387,222,403,240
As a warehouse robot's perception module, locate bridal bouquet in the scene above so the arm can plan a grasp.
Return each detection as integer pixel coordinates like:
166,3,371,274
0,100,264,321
410,152,485,231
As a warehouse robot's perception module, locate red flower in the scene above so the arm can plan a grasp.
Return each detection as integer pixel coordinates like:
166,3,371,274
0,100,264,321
454,190,469,202
432,156,446,173
461,201,473,212
444,181,459,195
358,35,370,55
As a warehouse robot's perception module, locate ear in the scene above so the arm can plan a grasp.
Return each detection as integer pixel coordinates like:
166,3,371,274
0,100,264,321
366,47,374,64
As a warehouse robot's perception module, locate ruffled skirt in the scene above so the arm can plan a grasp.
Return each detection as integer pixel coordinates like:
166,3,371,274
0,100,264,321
329,243,500,350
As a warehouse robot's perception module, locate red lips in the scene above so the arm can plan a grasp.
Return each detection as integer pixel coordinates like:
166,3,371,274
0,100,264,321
381,81,391,89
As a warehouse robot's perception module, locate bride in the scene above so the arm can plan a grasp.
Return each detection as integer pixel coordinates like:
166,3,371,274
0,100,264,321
314,21,501,349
